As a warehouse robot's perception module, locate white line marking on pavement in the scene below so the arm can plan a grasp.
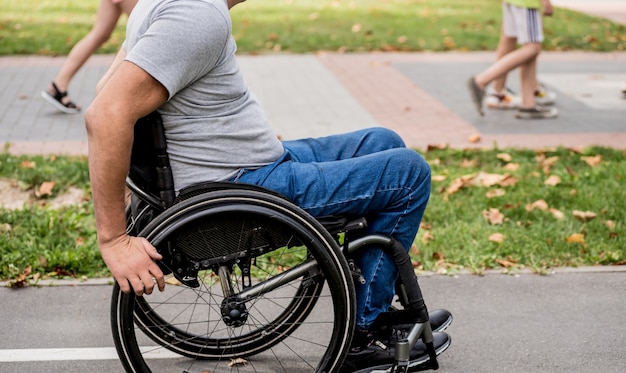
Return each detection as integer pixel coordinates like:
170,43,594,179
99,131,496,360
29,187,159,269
0,347,179,362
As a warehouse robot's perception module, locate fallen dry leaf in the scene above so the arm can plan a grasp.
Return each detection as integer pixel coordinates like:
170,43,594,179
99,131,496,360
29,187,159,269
489,233,505,243
36,181,55,198
473,172,508,187
565,167,577,176
605,220,616,230
485,188,506,198
549,208,565,220
468,134,481,143
351,23,362,33
446,174,475,195
228,358,248,367
498,175,518,187
432,175,447,182
566,146,584,154
165,277,182,286
566,233,586,244
482,208,504,225
420,231,435,244
496,257,517,267
544,175,561,186
497,153,512,162
410,243,420,256
573,210,597,222
503,162,520,171
526,199,549,211
432,252,445,261
460,158,478,168
537,155,560,173
426,143,448,151
20,160,36,169
581,155,602,167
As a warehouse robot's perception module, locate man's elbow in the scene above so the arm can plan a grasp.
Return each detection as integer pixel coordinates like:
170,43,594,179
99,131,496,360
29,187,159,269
84,105,99,138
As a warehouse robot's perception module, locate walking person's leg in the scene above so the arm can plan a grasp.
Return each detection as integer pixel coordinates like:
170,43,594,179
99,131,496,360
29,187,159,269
43,0,136,112
511,5,558,119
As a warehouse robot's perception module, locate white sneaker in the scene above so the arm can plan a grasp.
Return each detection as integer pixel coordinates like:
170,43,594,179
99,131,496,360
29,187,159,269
485,87,521,109
515,105,558,119
535,83,556,106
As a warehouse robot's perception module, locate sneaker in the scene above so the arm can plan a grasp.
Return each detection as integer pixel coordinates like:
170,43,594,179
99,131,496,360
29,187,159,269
485,87,521,109
467,76,485,116
515,106,558,119
342,309,453,372
534,83,556,106
343,331,451,373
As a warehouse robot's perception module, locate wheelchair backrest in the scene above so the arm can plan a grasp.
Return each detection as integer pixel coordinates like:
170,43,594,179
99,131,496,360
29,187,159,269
130,111,175,208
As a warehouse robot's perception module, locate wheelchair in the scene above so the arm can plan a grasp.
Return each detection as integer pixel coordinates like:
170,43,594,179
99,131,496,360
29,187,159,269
110,112,448,373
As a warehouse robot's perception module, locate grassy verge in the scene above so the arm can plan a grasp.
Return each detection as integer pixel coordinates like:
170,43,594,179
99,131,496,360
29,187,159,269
418,146,625,275
1,147,624,284
0,0,624,55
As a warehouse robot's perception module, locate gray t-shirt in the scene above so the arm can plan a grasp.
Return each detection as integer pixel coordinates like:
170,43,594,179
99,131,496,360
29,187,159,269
123,0,284,191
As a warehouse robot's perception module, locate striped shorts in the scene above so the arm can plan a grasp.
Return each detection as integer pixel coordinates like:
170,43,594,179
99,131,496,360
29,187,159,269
502,2,544,44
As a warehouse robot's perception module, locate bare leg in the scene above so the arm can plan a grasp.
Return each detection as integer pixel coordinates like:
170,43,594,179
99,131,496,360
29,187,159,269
491,31,517,93
519,51,538,108
47,0,136,107
474,42,541,89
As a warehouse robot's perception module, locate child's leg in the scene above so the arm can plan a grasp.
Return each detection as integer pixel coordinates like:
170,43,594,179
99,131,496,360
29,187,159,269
475,42,539,89
475,3,542,89
491,10,519,93
491,35,518,92
519,50,539,108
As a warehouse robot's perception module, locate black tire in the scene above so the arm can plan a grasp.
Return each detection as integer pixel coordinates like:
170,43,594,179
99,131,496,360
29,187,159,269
111,189,355,373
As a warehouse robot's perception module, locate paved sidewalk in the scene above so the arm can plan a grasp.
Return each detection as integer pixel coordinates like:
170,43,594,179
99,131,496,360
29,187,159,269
1,51,625,155
2,268,625,372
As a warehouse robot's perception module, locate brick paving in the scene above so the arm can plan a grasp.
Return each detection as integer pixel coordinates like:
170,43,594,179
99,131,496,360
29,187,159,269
1,3,625,155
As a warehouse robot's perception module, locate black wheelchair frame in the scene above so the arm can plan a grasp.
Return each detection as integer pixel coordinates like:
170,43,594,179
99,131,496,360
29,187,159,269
109,112,441,373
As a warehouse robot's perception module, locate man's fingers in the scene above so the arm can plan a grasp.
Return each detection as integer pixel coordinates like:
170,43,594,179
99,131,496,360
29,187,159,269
150,263,166,292
117,277,132,294
140,238,165,292
140,272,155,295
140,238,163,260
130,277,145,297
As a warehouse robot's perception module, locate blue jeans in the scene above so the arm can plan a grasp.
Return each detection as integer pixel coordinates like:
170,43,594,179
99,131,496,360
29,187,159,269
236,127,431,329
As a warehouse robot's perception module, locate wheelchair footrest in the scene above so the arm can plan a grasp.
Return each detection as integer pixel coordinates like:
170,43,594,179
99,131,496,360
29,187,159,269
372,306,429,330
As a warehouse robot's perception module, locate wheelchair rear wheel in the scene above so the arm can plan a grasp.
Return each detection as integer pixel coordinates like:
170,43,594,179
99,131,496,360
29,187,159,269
111,189,355,373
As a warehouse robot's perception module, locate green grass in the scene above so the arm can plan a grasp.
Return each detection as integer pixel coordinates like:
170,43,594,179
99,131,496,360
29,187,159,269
0,0,624,55
0,153,106,285
1,147,624,283
418,146,625,275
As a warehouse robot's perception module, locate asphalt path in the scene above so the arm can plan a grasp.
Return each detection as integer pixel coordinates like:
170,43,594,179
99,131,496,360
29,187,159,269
1,268,625,372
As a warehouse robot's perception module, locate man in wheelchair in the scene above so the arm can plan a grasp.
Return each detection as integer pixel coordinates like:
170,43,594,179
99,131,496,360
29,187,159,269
85,0,452,371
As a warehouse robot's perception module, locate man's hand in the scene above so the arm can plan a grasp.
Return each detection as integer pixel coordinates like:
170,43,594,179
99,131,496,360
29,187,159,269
100,235,166,296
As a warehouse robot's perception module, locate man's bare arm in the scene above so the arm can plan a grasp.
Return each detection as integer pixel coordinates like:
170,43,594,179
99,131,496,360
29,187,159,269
85,60,168,296
96,48,127,95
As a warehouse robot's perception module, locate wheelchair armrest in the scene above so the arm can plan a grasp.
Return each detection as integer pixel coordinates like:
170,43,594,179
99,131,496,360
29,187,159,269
316,216,367,236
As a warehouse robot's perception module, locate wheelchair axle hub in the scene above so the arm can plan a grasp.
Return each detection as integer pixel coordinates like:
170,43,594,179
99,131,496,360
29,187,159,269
221,298,249,327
